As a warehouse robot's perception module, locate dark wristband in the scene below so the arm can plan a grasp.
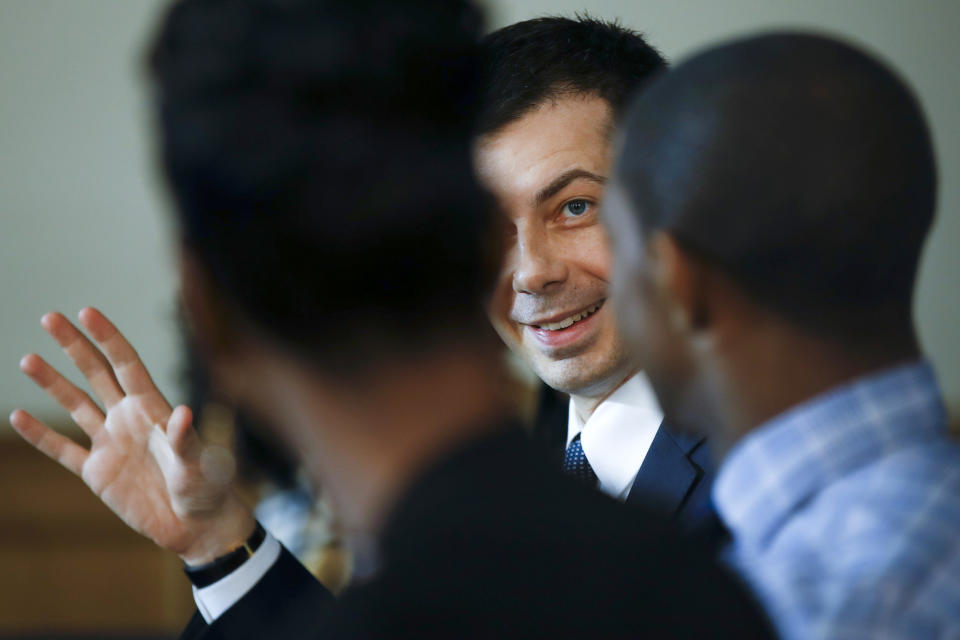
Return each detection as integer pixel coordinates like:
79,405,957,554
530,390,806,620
184,522,267,588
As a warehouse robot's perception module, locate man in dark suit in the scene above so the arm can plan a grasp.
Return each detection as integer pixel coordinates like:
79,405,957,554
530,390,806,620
475,18,714,531
9,0,771,637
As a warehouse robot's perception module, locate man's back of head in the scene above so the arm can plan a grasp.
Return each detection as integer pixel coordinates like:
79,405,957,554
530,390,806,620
149,0,492,372
614,32,935,347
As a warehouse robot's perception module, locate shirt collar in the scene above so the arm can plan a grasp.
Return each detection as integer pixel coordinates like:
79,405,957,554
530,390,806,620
712,360,946,551
568,372,664,499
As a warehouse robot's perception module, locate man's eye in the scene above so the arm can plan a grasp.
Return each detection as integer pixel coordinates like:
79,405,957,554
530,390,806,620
562,199,592,217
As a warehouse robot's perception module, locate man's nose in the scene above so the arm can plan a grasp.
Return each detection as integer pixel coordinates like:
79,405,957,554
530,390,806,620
512,225,568,294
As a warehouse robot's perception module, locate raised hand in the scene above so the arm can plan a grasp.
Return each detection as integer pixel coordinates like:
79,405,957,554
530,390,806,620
10,308,254,565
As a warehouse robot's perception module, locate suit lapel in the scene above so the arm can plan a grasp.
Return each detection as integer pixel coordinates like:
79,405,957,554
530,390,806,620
626,423,703,518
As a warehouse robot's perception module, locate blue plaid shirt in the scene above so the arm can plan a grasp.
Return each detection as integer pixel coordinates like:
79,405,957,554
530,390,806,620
713,361,960,639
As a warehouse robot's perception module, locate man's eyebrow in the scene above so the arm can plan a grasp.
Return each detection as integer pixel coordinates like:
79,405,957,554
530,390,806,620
533,169,607,207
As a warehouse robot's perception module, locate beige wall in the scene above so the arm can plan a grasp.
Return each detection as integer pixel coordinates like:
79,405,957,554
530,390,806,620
0,0,177,428
1,0,957,429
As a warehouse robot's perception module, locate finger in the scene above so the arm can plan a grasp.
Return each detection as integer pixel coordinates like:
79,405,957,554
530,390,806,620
20,354,106,438
166,406,236,488
9,409,89,476
78,307,160,398
41,311,125,409
167,405,201,459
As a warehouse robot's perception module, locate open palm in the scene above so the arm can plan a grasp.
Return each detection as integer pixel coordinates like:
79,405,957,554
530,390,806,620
10,308,252,564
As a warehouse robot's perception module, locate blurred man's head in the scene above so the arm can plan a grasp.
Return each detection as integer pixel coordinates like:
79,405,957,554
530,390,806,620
605,32,936,445
149,0,487,369
474,17,666,400
146,0,496,482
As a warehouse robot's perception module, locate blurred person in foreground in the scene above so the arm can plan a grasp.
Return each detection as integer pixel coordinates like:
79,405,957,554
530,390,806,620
476,17,719,533
604,31,960,639
8,0,772,637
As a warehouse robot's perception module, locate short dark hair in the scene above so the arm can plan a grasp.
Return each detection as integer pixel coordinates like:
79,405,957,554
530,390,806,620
615,32,937,342
147,0,491,369
477,15,667,136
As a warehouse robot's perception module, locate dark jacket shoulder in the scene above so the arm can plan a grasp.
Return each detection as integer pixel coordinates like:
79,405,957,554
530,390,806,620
533,384,719,534
184,424,770,639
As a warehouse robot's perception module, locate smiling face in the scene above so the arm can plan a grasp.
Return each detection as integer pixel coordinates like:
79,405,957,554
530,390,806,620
476,95,633,398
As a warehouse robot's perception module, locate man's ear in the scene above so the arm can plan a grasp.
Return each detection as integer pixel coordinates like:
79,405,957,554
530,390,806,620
648,232,710,334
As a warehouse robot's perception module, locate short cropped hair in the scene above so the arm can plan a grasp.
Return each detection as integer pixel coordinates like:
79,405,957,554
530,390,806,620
147,0,490,369
478,16,666,136
616,33,937,341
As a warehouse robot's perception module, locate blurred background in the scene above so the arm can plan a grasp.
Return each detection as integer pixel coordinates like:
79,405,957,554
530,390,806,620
1,0,957,637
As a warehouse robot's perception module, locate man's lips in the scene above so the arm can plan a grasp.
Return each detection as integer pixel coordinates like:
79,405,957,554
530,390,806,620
520,300,605,330
518,300,605,351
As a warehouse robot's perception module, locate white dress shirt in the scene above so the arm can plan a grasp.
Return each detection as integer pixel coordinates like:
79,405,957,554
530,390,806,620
568,372,663,500
193,532,281,623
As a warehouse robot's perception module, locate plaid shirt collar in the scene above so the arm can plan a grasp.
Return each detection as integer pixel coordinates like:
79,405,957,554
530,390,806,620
713,360,947,551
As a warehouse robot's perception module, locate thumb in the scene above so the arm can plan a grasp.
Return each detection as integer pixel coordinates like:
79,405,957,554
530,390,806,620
167,405,201,459
168,404,237,488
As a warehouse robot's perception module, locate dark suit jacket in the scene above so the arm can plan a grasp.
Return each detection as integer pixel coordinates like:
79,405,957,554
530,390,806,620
181,423,771,639
532,384,718,536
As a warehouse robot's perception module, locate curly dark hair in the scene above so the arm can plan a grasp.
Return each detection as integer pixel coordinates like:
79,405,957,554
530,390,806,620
147,0,492,370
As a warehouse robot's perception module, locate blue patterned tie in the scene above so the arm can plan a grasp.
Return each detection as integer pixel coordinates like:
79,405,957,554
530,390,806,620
563,433,598,486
